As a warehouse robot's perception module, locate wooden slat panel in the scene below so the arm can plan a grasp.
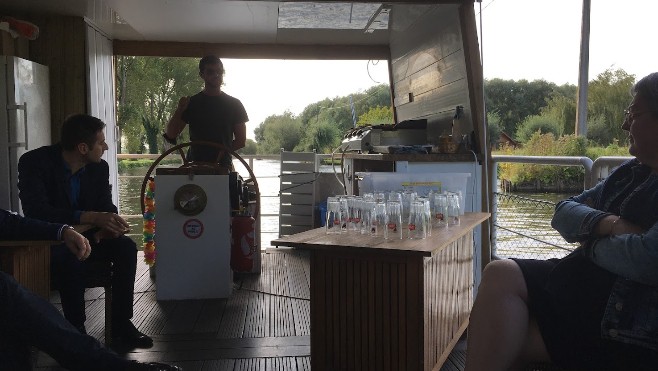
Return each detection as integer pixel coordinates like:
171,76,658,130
280,194,314,205
217,289,249,339
280,225,315,236
280,172,316,183
279,215,314,226
279,182,314,195
0,244,51,299
281,151,317,162
161,300,205,334
310,251,327,369
279,207,313,218
280,162,315,173
393,50,466,103
423,232,473,371
193,299,226,333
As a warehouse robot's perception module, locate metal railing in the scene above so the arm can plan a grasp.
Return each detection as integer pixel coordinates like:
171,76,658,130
116,153,631,258
491,155,631,259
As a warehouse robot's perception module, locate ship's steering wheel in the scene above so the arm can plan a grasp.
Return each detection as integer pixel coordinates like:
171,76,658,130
139,141,260,219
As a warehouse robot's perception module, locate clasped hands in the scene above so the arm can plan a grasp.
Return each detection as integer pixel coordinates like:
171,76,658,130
80,211,131,243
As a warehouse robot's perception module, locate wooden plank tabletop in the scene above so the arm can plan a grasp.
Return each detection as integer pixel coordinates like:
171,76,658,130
272,212,490,257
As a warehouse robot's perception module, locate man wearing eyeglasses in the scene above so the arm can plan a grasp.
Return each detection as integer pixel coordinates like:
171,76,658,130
163,55,249,169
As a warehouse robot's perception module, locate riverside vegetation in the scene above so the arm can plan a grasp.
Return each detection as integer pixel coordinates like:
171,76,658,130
116,56,637,188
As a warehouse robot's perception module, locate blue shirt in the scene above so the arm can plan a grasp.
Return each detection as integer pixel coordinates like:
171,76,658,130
63,162,86,223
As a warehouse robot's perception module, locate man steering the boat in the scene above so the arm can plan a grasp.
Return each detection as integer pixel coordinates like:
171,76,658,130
163,55,249,170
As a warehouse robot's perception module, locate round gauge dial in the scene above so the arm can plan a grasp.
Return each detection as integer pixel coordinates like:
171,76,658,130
173,184,208,216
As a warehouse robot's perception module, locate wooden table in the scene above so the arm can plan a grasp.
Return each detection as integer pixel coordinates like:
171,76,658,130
272,212,490,371
0,240,54,299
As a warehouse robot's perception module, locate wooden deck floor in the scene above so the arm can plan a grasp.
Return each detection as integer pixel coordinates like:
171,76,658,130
36,249,467,371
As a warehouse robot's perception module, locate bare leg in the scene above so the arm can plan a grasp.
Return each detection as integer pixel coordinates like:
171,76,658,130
464,260,551,371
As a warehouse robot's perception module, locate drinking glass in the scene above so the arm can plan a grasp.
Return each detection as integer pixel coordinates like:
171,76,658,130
325,197,342,234
433,193,448,227
408,200,427,239
401,189,417,221
417,196,432,236
373,201,387,237
361,200,376,235
447,193,461,226
347,196,362,233
385,201,403,240
338,196,349,233
388,191,402,204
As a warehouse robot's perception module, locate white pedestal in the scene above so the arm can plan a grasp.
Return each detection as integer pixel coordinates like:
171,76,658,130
155,173,232,300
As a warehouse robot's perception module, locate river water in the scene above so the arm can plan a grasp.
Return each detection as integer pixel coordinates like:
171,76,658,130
118,159,577,258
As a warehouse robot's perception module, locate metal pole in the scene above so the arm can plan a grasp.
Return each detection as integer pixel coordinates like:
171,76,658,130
575,0,591,137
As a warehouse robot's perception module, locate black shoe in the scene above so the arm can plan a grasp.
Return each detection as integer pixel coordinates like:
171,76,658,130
126,361,182,370
112,321,154,349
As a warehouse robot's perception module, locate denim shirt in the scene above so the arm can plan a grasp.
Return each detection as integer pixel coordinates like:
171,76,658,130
551,159,658,350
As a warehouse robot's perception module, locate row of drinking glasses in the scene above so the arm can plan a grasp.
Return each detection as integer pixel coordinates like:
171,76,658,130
325,191,461,239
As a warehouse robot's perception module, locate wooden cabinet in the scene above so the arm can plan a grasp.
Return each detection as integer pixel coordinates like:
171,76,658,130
273,212,489,371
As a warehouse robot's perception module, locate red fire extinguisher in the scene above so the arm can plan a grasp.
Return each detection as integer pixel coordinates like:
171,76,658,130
231,214,256,272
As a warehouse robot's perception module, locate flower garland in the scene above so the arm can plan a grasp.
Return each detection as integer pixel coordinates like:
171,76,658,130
142,179,156,266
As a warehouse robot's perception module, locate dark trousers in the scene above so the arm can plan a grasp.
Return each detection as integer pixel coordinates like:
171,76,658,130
0,271,132,370
51,235,137,330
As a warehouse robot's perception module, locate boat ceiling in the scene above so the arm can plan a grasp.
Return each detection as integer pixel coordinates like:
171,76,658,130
0,1,465,49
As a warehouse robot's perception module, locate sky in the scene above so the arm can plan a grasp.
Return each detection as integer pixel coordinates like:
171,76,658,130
217,0,657,140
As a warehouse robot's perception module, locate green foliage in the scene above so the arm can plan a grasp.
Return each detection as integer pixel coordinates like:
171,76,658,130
238,139,258,155
540,92,577,136
515,115,561,142
259,84,391,154
484,78,573,136
586,68,636,145
295,120,342,153
116,56,200,154
496,133,587,186
256,111,303,154
356,105,393,126
486,112,503,148
117,158,182,173
299,84,391,133
584,139,629,158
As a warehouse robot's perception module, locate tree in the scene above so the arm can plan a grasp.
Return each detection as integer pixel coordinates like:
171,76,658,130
295,120,341,153
540,92,577,136
484,78,573,136
515,115,562,142
357,105,393,126
115,57,200,153
238,139,258,155
586,68,635,145
256,111,303,154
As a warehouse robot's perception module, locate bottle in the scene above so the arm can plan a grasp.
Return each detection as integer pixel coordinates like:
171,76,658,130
451,105,464,145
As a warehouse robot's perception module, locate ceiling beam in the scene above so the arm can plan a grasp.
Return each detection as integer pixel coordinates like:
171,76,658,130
113,40,391,60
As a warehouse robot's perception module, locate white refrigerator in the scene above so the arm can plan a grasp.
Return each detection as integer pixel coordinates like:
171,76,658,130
0,56,51,213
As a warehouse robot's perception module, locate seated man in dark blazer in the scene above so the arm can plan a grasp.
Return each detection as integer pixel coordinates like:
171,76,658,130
0,209,180,370
17,113,152,349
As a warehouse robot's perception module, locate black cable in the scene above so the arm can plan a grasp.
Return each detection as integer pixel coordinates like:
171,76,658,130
235,284,310,302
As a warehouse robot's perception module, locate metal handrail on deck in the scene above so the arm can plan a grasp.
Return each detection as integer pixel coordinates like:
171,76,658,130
490,155,631,258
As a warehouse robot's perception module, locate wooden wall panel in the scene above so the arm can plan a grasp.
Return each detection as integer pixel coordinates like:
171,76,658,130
389,4,475,144
0,27,29,58
423,232,473,370
24,15,87,143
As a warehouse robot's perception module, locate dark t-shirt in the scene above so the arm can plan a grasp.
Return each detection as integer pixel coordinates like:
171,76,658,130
181,91,248,166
